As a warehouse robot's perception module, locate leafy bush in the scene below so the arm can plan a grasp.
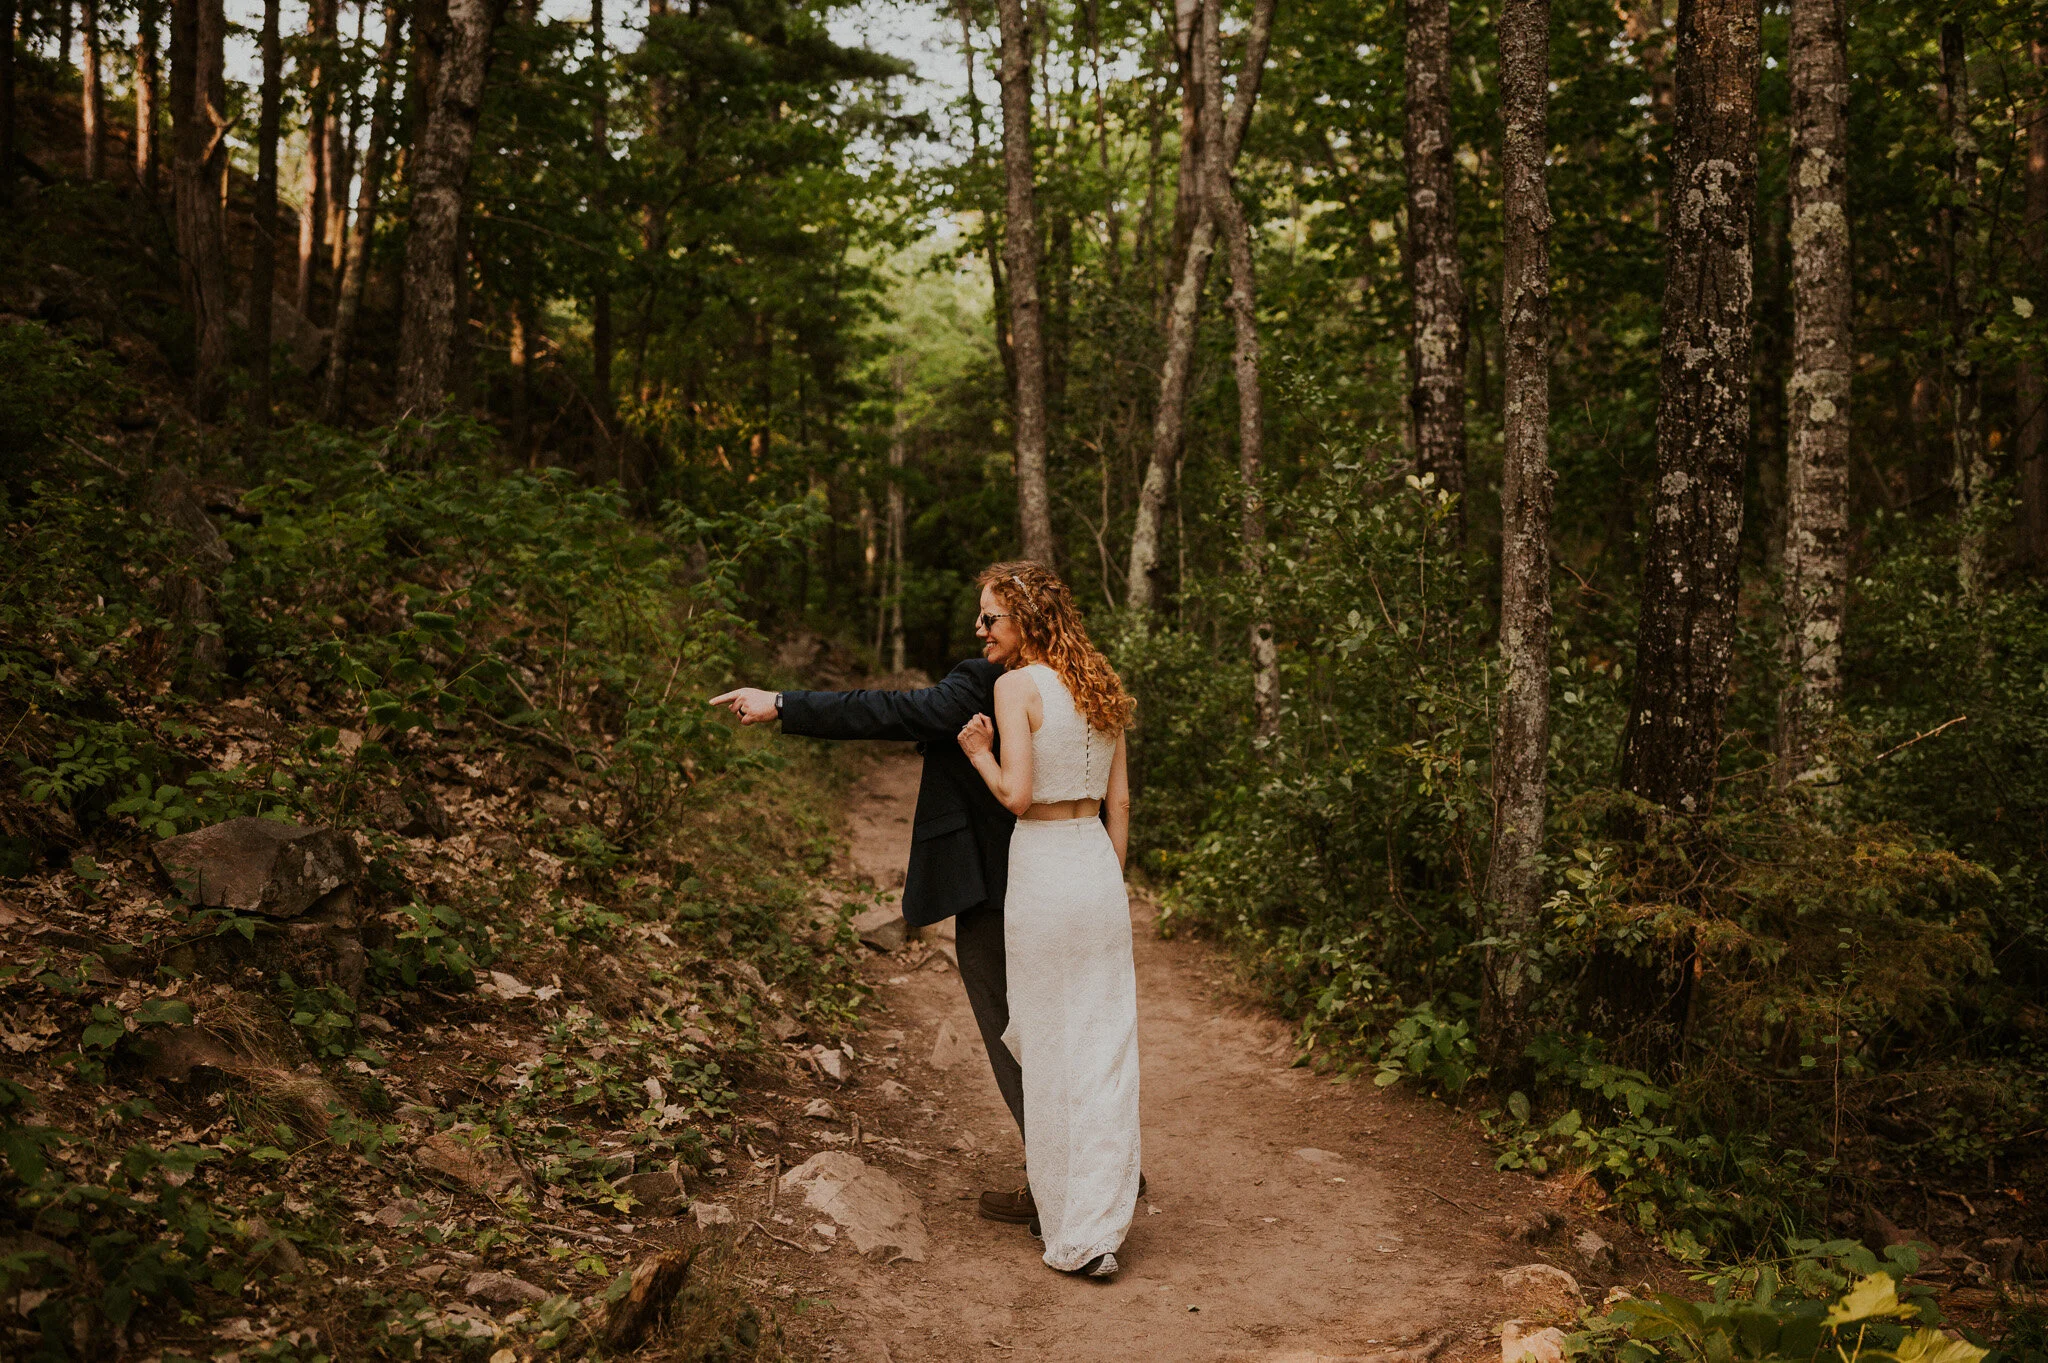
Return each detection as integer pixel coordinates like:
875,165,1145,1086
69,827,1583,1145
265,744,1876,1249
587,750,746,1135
1574,1244,1982,1363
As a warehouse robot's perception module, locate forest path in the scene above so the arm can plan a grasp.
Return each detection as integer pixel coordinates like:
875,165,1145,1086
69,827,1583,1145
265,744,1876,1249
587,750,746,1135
767,751,1600,1363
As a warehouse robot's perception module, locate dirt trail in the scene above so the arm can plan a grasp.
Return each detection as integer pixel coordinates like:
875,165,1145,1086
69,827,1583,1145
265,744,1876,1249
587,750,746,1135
764,752,1634,1363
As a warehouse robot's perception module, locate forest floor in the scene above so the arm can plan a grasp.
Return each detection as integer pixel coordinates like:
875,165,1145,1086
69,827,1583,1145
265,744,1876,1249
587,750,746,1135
744,751,1680,1363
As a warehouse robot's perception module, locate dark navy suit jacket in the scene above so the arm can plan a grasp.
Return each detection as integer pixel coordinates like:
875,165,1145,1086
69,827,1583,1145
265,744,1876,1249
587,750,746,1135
778,659,1015,929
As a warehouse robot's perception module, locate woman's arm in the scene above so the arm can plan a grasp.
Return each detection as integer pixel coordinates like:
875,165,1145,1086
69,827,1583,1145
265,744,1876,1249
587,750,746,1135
958,671,1037,815
1105,730,1131,868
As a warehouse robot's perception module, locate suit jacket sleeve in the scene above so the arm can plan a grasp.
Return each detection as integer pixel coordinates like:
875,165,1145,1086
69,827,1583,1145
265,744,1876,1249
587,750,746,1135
778,661,993,745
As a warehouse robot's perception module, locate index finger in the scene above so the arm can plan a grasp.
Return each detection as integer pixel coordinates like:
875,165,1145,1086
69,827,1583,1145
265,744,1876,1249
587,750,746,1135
708,690,739,705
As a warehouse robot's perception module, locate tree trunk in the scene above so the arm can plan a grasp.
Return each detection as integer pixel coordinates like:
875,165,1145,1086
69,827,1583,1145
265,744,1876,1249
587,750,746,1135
1198,0,1278,741
0,0,14,207
2021,38,2047,563
590,0,613,417
1125,0,1276,612
887,358,909,673
171,0,231,420
1942,21,1990,599
1478,0,1554,1077
244,0,283,428
394,0,502,417
1618,0,1759,813
297,0,334,314
321,1,401,424
1404,0,1467,535
134,0,161,194
995,0,1055,564
79,0,102,179
1775,0,1850,786
328,0,364,274
1601,0,1757,1071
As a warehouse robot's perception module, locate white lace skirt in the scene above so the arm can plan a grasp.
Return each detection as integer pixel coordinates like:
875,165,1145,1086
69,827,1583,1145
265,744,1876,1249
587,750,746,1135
1000,815,1142,1271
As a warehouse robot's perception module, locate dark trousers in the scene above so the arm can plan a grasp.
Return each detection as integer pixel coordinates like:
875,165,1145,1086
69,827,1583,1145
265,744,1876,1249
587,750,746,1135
953,902,1025,1139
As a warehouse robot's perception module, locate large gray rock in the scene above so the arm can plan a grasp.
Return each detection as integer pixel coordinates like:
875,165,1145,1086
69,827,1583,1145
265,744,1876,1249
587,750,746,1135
779,1152,927,1263
853,905,907,952
153,817,363,918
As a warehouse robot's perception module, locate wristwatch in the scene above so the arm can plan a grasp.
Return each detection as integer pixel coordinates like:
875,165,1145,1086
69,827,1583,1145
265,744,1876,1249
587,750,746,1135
773,692,785,717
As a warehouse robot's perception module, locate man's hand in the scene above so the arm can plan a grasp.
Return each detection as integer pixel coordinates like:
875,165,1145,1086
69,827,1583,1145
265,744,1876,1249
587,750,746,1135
957,712,995,756
709,687,781,725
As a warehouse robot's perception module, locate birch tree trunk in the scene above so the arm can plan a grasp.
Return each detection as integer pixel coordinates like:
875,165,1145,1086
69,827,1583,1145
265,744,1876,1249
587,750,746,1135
1618,0,1759,812
297,0,335,314
1198,0,1279,740
1942,21,1990,600
244,0,282,427
1775,0,1850,786
1403,0,1467,535
1125,0,1275,612
1478,0,1554,1075
2021,38,2047,563
395,0,502,417
996,0,1055,564
171,0,231,420
79,0,102,179
322,2,402,424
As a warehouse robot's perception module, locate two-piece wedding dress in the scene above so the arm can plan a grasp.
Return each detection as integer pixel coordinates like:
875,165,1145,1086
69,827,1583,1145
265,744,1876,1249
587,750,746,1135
999,663,1141,1274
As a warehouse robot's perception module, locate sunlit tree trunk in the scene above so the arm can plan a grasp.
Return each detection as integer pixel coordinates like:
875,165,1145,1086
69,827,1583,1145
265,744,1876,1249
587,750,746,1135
1404,0,1467,535
1775,0,1850,786
996,0,1055,564
135,0,162,193
297,0,335,314
244,0,283,428
171,0,231,419
79,0,102,179
395,0,502,416
1126,0,1274,612
1942,21,1990,599
328,0,364,275
1479,0,1554,1076
2022,38,2048,563
322,2,402,424
1198,0,1278,740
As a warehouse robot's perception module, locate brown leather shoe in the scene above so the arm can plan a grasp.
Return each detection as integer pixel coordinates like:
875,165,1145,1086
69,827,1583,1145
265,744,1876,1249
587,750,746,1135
979,1187,1036,1223
980,1175,1148,1224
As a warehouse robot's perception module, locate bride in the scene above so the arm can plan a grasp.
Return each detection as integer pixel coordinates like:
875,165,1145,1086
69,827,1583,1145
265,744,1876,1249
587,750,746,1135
955,561,1141,1279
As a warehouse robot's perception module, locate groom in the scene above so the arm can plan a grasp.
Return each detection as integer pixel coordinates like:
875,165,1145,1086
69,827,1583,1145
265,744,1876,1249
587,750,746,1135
710,633,1035,1224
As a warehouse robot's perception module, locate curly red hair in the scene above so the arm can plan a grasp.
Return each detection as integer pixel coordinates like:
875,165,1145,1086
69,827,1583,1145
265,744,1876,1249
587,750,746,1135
978,560,1135,734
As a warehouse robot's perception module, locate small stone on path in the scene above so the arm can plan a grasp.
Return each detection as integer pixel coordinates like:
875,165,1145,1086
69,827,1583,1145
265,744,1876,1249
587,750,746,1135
928,1019,975,1070
1502,1322,1568,1363
1498,1264,1582,1317
465,1271,549,1307
690,1201,735,1228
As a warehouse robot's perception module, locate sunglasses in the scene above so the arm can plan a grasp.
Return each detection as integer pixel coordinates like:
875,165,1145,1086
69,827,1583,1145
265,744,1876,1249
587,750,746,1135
977,611,1014,631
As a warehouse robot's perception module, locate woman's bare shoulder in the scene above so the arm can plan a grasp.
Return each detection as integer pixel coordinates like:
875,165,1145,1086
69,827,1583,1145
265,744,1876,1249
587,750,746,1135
993,667,1041,698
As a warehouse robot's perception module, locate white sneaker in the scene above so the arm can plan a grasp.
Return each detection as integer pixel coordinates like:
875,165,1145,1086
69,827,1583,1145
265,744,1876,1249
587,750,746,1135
1087,1253,1119,1279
